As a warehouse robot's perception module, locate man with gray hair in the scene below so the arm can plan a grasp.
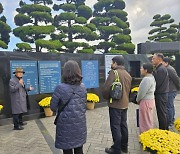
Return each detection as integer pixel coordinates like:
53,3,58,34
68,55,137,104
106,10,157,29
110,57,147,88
152,53,169,130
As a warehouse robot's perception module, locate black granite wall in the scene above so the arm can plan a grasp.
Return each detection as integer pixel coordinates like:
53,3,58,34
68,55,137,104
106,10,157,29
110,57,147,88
0,51,150,125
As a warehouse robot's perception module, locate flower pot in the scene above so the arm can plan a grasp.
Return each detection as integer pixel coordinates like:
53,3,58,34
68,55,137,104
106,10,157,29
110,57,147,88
44,107,53,117
86,102,95,110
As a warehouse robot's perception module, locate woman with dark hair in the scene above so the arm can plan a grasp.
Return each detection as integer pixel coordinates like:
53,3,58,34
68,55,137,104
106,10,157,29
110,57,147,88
50,60,87,154
136,63,156,133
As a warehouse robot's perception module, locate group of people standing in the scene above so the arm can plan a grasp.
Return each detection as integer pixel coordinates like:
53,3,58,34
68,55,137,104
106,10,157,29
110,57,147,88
136,53,180,135
9,54,179,154
151,53,179,131
130,53,180,134
102,54,179,154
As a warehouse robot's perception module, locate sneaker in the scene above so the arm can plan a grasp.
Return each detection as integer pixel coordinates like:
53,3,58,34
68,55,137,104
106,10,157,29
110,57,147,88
105,148,114,154
105,148,121,154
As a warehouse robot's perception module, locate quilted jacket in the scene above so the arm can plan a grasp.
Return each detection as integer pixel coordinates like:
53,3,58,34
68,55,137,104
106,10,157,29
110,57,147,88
50,83,87,150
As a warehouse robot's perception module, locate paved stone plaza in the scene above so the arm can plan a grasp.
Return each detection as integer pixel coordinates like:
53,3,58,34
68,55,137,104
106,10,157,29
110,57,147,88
0,94,180,154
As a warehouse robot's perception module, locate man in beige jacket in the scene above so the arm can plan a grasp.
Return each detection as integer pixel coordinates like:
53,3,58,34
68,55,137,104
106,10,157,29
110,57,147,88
102,56,132,154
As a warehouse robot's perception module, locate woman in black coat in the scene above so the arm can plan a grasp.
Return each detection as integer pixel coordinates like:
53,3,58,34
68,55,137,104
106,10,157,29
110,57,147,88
50,60,87,154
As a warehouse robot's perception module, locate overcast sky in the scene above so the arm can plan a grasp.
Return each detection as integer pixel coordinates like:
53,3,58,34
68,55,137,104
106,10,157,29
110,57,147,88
1,0,180,52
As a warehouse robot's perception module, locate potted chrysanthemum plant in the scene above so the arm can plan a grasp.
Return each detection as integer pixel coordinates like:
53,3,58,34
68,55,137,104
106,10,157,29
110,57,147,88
174,117,180,132
86,93,100,110
139,129,180,153
38,97,53,117
0,105,3,114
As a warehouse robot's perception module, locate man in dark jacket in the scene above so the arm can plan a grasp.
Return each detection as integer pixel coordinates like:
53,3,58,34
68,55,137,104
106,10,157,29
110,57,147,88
152,53,169,130
163,57,180,127
102,56,132,154
9,67,33,130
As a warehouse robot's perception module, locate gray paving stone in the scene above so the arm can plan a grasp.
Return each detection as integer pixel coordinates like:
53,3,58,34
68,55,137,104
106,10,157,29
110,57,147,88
0,94,180,154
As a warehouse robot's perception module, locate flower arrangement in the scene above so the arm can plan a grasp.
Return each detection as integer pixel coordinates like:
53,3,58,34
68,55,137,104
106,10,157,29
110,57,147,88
87,93,99,103
131,86,139,93
0,105,3,111
139,129,180,153
38,97,52,108
174,117,180,132
130,87,139,104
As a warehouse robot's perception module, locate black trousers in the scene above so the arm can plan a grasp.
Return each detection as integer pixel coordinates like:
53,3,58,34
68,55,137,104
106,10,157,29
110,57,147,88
12,113,23,128
155,93,168,130
63,146,83,154
109,107,128,152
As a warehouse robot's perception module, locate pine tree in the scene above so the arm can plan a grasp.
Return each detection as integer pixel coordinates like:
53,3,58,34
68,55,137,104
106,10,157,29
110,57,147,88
148,14,175,42
0,3,11,49
91,0,135,54
52,0,98,53
168,22,180,41
13,0,61,52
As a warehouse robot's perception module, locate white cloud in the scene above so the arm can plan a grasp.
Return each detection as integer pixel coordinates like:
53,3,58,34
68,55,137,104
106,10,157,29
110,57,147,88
85,0,180,52
12,11,18,23
0,0,7,8
85,0,97,8
124,0,180,52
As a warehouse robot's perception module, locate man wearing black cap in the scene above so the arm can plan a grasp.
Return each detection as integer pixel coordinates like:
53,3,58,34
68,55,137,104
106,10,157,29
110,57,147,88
9,67,33,130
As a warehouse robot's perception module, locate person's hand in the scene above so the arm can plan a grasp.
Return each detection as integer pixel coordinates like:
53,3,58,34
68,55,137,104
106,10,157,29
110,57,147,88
19,79,24,86
29,85,34,91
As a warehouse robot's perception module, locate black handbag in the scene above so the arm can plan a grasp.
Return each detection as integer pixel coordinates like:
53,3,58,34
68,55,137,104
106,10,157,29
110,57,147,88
130,92,138,104
136,108,139,127
54,88,76,125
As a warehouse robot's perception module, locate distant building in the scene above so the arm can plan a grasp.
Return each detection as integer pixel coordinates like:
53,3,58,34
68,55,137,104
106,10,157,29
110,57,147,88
137,42,180,54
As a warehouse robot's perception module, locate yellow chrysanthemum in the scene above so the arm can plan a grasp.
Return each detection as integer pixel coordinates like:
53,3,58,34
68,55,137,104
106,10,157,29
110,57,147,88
131,87,139,93
38,97,52,108
139,129,180,153
174,117,180,132
87,93,99,103
0,105,3,111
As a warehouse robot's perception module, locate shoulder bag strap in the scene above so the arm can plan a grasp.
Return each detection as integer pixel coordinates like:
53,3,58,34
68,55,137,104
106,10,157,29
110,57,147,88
54,87,77,125
113,70,120,82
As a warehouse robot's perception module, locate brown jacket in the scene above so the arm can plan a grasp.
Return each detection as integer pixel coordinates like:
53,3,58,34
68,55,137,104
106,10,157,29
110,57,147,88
102,66,132,109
